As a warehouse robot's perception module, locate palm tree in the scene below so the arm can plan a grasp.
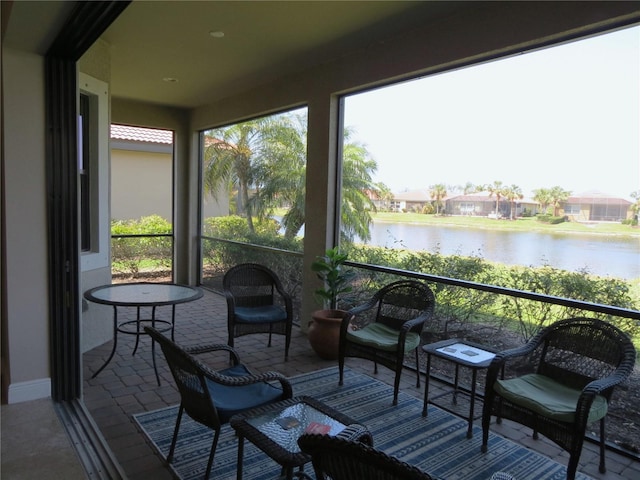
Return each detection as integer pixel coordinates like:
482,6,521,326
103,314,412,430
203,112,311,235
504,184,523,220
375,182,394,212
212,114,388,241
257,123,380,241
548,186,572,216
630,190,640,224
429,183,447,215
463,182,478,194
202,115,294,232
533,188,551,214
487,180,506,218
252,113,308,239
339,129,380,242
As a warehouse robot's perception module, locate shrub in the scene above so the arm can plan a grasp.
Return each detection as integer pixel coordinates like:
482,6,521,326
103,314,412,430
497,265,639,341
201,215,303,282
536,214,567,224
111,215,172,277
346,242,638,343
421,203,435,214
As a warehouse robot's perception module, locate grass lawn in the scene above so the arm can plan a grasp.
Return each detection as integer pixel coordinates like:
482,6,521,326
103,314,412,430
372,212,640,237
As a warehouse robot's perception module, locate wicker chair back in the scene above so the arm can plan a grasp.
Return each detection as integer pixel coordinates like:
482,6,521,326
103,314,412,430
298,433,435,480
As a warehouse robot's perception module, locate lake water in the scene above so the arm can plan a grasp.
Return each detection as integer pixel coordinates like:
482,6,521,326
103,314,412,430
360,222,640,280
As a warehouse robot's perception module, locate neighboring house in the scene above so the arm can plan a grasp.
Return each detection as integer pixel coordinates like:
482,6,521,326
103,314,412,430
391,189,432,212
111,125,228,222
110,124,174,221
444,192,538,218
561,191,632,222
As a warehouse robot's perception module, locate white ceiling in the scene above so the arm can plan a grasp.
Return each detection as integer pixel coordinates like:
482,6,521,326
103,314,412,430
4,1,472,109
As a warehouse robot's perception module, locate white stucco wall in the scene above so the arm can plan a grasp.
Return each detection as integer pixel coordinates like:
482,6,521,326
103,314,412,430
3,48,51,402
111,148,173,221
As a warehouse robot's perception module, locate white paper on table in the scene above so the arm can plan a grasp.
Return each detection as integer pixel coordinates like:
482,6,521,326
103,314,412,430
435,343,495,364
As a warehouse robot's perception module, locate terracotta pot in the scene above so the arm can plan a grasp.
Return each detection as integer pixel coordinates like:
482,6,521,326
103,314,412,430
308,309,347,360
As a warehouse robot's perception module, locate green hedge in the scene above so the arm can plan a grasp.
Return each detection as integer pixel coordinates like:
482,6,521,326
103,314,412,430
345,243,639,342
111,215,173,278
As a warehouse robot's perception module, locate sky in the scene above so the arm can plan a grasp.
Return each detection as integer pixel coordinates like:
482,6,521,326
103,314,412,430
343,25,639,200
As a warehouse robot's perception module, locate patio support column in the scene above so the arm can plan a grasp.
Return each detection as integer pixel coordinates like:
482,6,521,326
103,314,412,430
301,94,341,332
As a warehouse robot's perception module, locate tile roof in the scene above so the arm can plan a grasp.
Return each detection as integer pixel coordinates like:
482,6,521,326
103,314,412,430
567,190,631,205
393,189,431,201
110,124,173,144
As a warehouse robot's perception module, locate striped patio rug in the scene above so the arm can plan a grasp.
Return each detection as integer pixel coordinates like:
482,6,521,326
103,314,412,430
133,367,591,480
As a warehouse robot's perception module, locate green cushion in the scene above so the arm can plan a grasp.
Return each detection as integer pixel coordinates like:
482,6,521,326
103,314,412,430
494,373,608,424
346,323,420,352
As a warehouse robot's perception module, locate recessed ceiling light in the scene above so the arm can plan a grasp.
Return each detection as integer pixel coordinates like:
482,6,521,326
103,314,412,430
162,77,179,83
210,31,225,38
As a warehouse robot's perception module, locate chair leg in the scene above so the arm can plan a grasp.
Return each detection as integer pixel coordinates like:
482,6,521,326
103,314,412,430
284,327,291,361
204,428,221,479
480,403,491,453
414,349,420,388
599,417,606,473
338,354,345,386
167,405,184,463
393,363,402,406
566,454,579,480
228,334,235,364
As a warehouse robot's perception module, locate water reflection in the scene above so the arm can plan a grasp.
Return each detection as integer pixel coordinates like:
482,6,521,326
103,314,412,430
363,222,640,280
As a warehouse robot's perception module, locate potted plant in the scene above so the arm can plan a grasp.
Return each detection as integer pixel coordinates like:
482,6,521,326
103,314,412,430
308,247,356,360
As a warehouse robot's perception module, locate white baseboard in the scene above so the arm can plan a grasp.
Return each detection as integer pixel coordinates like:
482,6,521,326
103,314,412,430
7,378,51,404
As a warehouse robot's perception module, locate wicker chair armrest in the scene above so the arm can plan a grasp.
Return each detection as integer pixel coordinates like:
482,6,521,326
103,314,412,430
485,341,540,388
223,289,236,303
498,341,540,361
488,340,540,370
338,311,357,339
184,343,241,363
280,290,293,316
347,298,379,318
336,424,374,445
274,282,294,303
400,314,428,333
201,366,293,397
582,368,633,398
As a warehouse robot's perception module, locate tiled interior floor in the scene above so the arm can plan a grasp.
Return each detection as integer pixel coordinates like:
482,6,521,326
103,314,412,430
1,398,88,479
2,288,639,479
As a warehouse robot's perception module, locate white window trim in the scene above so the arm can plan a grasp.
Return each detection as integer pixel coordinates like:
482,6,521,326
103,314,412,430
79,73,110,271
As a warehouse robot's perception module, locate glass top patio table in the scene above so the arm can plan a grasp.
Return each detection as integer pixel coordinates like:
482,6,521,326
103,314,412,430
84,282,203,385
230,396,362,480
84,282,203,306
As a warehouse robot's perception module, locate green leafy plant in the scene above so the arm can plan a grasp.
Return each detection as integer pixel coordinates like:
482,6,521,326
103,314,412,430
111,215,172,278
311,247,356,310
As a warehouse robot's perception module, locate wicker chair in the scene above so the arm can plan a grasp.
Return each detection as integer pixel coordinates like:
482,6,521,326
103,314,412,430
338,280,436,405
481,317,636,480
223,263,294,360
144,326,292,479
296,427,435,480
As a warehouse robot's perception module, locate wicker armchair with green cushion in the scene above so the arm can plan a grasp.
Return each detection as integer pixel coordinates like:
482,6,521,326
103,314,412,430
481,317,636,480
295,426,435,480
338,280,436,405
224,263,294,360
144,326,293,480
